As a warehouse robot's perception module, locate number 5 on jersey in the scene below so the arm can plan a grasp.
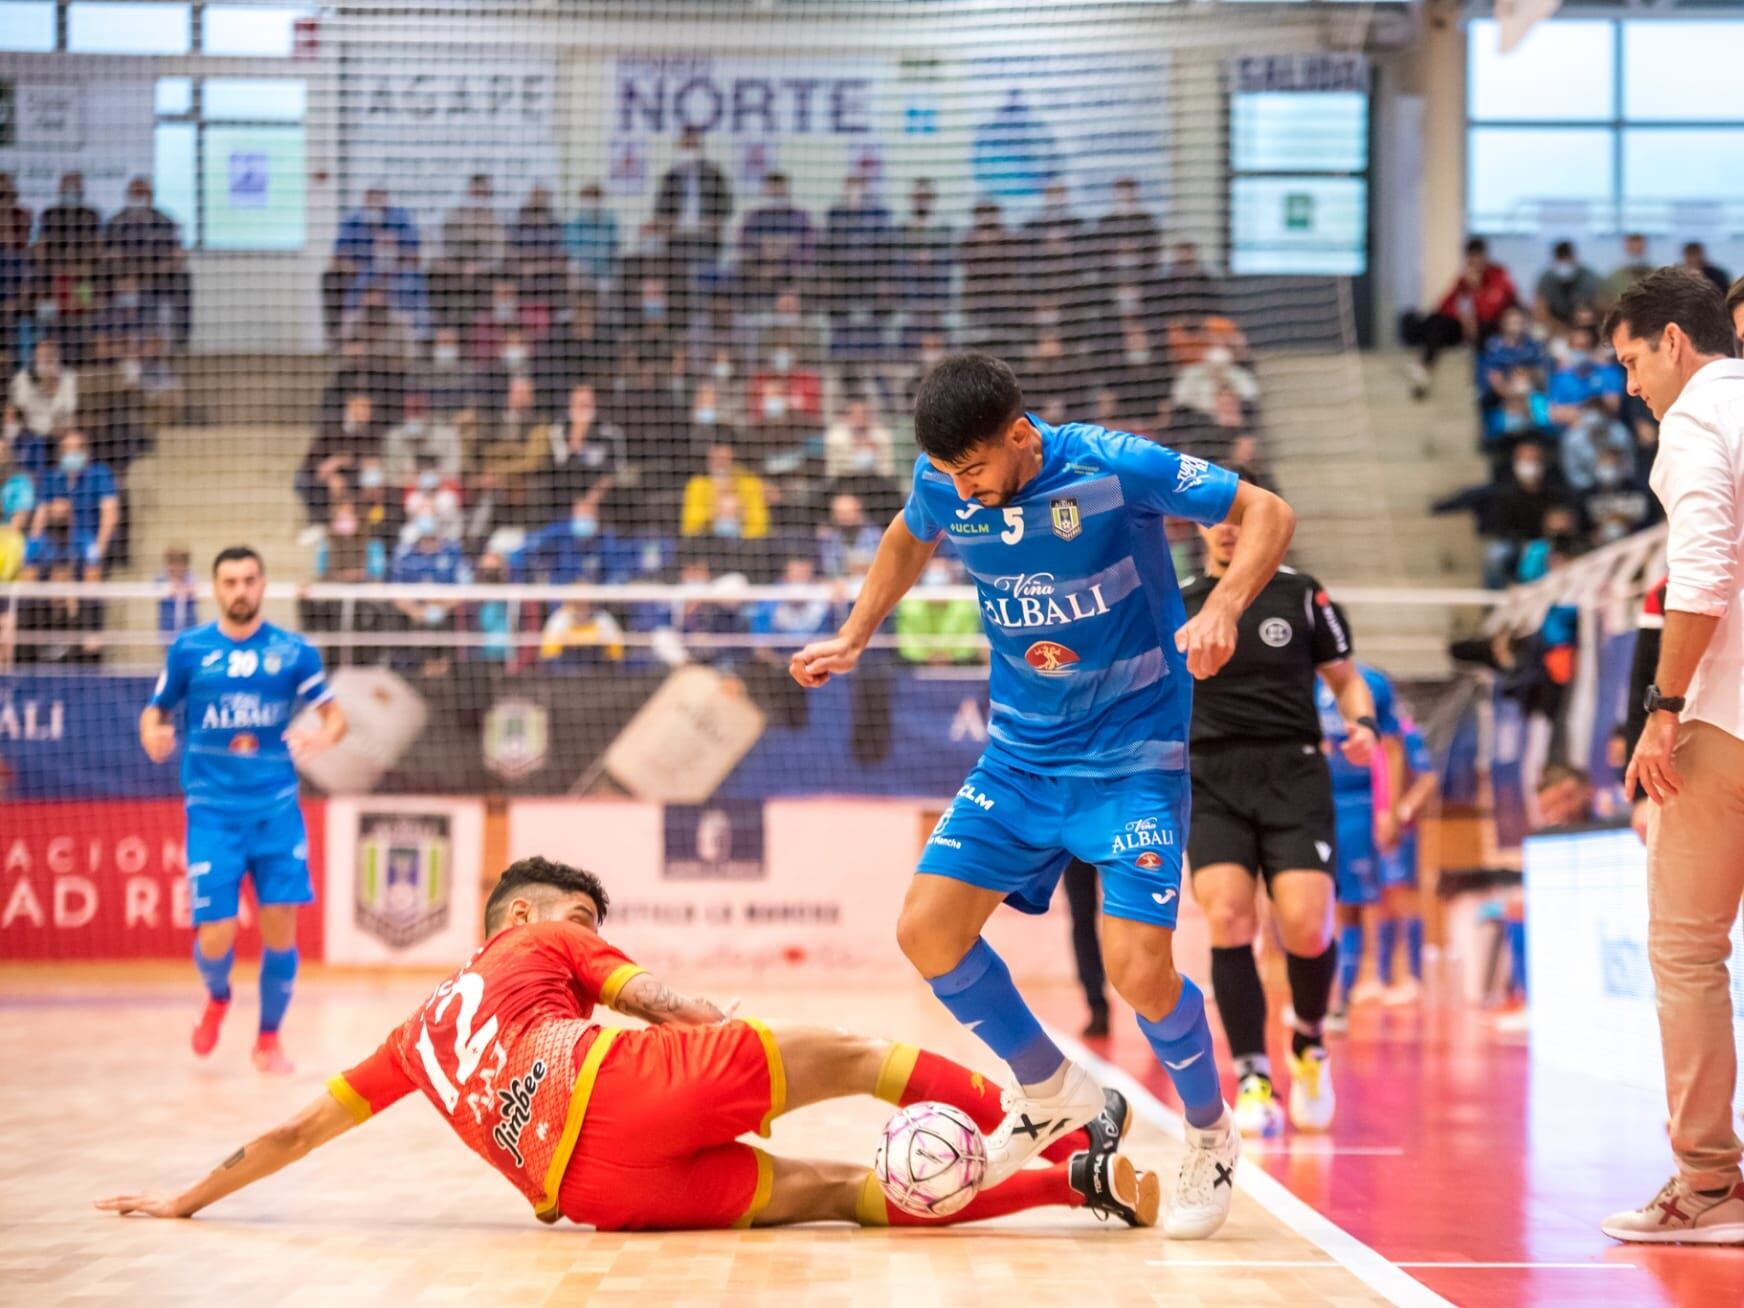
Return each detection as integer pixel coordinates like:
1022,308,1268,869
1001,507,1024,544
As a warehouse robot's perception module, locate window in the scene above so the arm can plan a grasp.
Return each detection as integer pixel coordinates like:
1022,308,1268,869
1231,92,1368,174
1468,19,1615,123
155,76,307,251
0,1,57,53
202,6,307,59
1231,177,1368,276
69,2,192,55
1467,17,1744,234
1622,22,1744,123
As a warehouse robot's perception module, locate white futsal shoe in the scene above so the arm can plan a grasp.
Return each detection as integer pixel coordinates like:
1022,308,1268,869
1602,1177,1744,1244
1288,1046,1336,1133
982,1061,1106,1187
1164,1106,1240,1240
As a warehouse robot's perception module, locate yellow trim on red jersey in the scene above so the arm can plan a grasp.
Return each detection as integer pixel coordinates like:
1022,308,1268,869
742,1017,787,1137
874,1043,920,1105
534,1027,621,1221
856,1171,890,1227
326,1073,373,1124
731,1147,776,1229
598,963,647,1009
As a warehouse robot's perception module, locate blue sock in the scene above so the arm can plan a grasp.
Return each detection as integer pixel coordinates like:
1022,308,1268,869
1505,921,1526,997
927,938,1064,1086
259,946,299,1034
1405,917,1424,980
1376,918,1399,986
194,941,233,1003
1338,923,1364,997
1136,978,1223,1129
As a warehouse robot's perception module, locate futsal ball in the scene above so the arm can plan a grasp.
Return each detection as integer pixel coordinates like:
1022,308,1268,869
873,1101,987,1218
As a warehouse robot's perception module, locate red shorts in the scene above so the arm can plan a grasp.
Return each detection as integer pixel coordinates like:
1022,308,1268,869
558,1018,786,1231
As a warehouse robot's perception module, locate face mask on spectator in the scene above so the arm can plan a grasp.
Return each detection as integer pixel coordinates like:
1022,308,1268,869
1514,458,1544,487
413,513,439,537
60,450,87,474
116,291,141,310
713,516,742,538
1035,306,1061,328
712,359,733,382
763,392,788,419
359,466,385,490
422,603,446,625
121,358,143,386
1205,346,1234,369
1554,259,1578,280
694,406,717,425
493,299,517,324
434,344,460,366
642,298,666,320
1595,462,1624,488
501,345,529,369
770,348,794,373
36,299,58,324
418,470,441,492
1113,284,1140,313
62,184,84,204
1126,344,1151,365
571,514,598,538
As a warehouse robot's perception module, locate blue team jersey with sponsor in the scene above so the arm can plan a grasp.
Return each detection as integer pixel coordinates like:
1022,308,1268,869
1401,718,1433,779
903,417,1238,778
148,621,333,812
1316,662,1401,797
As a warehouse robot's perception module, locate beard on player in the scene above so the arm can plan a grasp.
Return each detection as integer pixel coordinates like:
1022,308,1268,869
225,594,260,624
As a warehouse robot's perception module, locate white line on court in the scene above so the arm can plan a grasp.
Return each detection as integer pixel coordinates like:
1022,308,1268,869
1050,1028,1454,1308
1143,1261,1639,1271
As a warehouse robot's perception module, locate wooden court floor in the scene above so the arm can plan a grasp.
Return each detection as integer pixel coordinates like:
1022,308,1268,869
0,965,1401,1308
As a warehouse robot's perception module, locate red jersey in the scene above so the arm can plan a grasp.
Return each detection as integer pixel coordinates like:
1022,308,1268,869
327,920,645,1221
1436,263,1519,327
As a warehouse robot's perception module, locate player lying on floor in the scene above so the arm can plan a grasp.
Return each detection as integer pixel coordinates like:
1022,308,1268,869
97,856,1156,1231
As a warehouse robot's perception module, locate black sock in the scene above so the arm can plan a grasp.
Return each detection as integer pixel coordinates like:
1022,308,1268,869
1209,944,1268,1066
1287,943,1338,1057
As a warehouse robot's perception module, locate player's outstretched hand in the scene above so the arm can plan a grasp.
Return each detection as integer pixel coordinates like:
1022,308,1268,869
95,1191,190,1219
790,635,862,688
140,722,177,764
1174,602,1238,680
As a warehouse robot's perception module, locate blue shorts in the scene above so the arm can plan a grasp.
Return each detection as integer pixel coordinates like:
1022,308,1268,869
186,801,313,925
1333,795,1379,907
1378,830,1419,890
917,755,1190,929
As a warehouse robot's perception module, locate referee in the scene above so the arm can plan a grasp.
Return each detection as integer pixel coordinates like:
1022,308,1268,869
1182,511,1379,1137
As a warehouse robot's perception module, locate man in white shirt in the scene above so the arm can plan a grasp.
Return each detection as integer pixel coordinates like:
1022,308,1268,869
1601,268,1744,1245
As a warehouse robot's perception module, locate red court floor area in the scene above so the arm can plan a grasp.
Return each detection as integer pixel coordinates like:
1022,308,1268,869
1037,990,1744,1307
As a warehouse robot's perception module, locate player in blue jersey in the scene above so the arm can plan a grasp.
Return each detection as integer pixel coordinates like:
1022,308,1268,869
139,546,347,1073
1375,715,1437,1003
1313,648,1403,1023
790,355,1295,1239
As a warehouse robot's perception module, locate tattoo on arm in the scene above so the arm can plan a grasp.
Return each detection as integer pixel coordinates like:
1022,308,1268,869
220,1147,245,1170
628,980,686,1019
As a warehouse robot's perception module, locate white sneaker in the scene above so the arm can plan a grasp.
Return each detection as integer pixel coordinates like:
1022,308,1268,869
1349,978,1384,1006
982,1061,1105,1187
1408,360,1431,399
1382,977,1421,1006
1232,1074,1284,1140
1288,1047,1336,1133
1602,1177,1744,1244
1164,1107,1240,1240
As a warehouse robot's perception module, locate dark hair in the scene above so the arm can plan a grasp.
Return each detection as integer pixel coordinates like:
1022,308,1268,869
1727,275,1744,324
1536,761,1589,792
913,352,1026,463
1552,239,1575,259
1602,267,1737,357
1464,236,1488,257
484,856,609,933
212,545,263,575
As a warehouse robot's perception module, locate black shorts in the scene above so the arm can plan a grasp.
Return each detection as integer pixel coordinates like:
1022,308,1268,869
1188,739,1336,886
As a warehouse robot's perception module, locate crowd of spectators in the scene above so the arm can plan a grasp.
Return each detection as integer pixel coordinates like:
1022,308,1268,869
1420,234,1737,586
304,148,1260,670
1,169,189,631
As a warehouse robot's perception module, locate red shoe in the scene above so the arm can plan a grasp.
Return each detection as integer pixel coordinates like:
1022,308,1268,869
192,998,229,1058
252,1032,295,1076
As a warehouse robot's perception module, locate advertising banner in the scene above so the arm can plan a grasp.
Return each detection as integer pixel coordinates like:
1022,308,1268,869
322,797,484,965
0,798,326,961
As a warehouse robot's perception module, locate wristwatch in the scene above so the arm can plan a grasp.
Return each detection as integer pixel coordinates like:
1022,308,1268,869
1643,684,1686,716
1355,715,1382,736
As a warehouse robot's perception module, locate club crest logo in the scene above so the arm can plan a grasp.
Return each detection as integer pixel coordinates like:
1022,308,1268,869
263,653,282,675
1259,617,1293,648
1024,641,1080,676
483,698,550,781
355,812,453,949
1049,497,1082,541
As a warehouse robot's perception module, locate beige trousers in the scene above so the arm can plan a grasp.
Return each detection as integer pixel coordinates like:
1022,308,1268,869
1647,719,1744,1191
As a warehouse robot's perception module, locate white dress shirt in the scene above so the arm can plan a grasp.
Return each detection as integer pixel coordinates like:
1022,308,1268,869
1649,358,1744,741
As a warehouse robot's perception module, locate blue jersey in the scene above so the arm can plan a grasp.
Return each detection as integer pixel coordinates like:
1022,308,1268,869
148,621,333,813
1316,663,1401,798
903,417,1238,778
1401,719,1433,779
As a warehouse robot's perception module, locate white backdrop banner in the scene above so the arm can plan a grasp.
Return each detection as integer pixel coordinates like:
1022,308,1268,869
323,796,485,966
341,47,560,232
0,79,155,218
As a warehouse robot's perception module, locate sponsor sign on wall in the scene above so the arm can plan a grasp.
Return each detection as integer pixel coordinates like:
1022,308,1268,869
323,797,483,965
0,798,325,960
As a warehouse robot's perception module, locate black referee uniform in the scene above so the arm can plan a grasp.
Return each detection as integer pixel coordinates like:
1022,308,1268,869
1181,566,1351,881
